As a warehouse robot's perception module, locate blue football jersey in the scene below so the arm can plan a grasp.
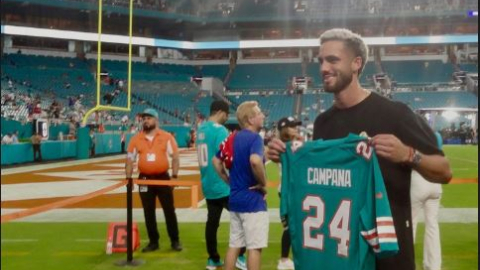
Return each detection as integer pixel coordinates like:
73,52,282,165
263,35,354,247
280,134,399,270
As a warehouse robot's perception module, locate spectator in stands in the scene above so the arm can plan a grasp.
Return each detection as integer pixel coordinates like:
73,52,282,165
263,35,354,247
121,115,129,126
33,103,42,120
129,124,137,134
31,132,43,161
11,131,19,144
118,79,124,89
1,133,14,145
68,96,75,108
98,123,105,134
120,131,126,154
68,119,77,140
103,92,114,105
188,129,195,149
89,128,96,157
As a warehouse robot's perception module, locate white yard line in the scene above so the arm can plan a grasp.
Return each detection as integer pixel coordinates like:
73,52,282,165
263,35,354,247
1,239,38,242
449,156,478,165
1,208,477,223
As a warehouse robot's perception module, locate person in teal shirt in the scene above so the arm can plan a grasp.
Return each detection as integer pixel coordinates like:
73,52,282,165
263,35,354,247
196,101,246,270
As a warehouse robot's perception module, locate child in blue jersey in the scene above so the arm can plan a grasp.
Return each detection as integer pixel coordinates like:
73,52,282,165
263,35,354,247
196,101,247,270
213,101,268,270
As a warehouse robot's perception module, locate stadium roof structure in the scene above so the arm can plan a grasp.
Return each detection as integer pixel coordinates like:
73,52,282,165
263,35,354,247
1,25,478,50
417,108,478,112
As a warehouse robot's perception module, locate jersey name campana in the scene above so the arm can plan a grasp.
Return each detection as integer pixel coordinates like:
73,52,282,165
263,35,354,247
280,134,399,270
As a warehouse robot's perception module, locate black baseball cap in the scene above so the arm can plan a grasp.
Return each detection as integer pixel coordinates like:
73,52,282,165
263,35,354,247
277,117,302,131
210,100,230,115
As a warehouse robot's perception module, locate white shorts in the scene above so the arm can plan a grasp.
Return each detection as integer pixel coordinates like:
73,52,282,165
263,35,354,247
229,211,269,250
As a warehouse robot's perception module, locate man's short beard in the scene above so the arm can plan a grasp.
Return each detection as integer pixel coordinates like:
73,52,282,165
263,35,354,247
324,71,353,94
143,123,156,132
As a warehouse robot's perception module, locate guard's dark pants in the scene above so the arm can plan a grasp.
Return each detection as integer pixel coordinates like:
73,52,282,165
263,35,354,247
33,144,42,161
138,173,179,246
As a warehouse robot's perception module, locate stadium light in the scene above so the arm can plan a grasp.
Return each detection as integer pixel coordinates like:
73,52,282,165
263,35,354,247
468,10,478,17
442,110,459,121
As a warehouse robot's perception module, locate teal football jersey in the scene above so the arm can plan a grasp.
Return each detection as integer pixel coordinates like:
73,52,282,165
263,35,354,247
196,121,230,199
280,134,399,270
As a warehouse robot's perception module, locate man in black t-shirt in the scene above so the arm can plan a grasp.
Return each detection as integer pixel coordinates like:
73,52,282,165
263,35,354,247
267,29,452,270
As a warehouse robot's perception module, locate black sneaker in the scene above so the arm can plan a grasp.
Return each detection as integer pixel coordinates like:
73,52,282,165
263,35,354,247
141,243,159,253
171,241,183,251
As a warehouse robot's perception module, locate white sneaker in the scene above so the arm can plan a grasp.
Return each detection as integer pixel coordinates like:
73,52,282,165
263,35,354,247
277,258,295,270
235,255,247,270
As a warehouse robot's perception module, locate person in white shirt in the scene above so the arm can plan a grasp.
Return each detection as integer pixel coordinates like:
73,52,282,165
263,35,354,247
411,131,444,270
11,131,19,144
2,133,14,145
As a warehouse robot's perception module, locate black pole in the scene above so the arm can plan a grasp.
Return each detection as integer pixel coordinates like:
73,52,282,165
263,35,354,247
127,177,133,262
114,178,143,267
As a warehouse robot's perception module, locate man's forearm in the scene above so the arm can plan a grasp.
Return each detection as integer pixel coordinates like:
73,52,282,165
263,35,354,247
414,153,452,184
212,157,229,183
171,157,180,176
125,161,134,178
251,161,267,187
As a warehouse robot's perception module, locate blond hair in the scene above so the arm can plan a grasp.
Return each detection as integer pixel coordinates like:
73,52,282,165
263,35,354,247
236,101,259,128
320,28,369,76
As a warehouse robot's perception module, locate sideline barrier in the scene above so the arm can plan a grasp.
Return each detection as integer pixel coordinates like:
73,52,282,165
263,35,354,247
1,140,76,165
1,133,135,165
134,179,200,209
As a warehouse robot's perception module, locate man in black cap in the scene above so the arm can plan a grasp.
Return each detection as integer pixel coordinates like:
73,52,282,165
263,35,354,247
276,116,302,270
196,100,248,270
277,117,303,142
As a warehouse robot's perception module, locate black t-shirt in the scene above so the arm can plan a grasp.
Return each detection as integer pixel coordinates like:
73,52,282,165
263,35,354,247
313,92,442,270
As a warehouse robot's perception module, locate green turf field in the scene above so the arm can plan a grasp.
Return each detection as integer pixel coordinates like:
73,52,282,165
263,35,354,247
438,145,478,208
443,145,478,179
1,146,477,269
1,222,477,270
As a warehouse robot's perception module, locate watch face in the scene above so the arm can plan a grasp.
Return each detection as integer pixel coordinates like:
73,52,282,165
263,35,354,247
413,151,422,165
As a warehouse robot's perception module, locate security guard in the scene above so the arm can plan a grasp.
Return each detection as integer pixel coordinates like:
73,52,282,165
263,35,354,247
125,108,182,252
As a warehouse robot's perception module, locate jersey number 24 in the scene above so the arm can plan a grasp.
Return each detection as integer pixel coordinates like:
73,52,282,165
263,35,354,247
303,195,352,257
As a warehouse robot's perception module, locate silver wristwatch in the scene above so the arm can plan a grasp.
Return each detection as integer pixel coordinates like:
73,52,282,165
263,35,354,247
411,150,422,166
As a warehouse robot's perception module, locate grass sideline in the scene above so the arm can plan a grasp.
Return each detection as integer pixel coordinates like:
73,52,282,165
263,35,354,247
442,145,478,180
1,223,477,270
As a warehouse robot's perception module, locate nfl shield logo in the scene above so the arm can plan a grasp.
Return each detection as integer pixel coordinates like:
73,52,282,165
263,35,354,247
291,140,304,153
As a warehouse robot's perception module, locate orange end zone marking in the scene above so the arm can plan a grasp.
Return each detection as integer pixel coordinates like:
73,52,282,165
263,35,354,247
450,178,478,184
1,180,128,223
